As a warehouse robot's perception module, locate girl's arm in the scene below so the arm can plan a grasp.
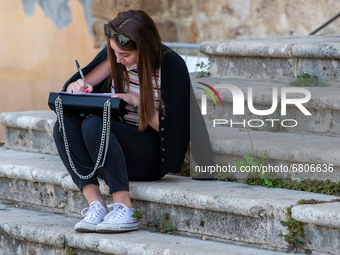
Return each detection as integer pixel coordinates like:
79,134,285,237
84,59,110,86
66,59,110,93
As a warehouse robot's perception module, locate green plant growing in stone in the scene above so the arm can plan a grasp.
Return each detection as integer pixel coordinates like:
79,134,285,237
278,198,340,254
235,152,273,188
131,208,174,234
242,178,340,197
196,60,211,77
273,178,340,195
131,207,143,221
63,244,76,255
146,211,174,234
279,206,311,254
290,73,327,87
230,124,340,192
232,126,273,187
280,198,340,254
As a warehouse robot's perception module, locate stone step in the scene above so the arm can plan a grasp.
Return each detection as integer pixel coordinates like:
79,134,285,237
0,110,57,154
191,75,340,137
0,207,289,255
1,110,339,182
200,34,340,85
1,75,340,158
208,126,340,182
0,147,339,254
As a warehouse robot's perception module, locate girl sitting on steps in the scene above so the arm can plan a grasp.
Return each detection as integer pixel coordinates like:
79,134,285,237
53,9,194,233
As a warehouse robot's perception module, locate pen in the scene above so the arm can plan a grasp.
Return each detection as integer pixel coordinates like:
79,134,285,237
75,60,89,93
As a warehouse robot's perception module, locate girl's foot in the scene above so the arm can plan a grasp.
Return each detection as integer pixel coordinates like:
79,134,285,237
96,203,140,232
74,201,109,232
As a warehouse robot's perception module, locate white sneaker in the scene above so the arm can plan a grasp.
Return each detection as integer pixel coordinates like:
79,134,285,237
74,201,109,232
96,203,140,232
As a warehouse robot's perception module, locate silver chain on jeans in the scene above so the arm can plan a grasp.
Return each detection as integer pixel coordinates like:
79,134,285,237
55,96,111,179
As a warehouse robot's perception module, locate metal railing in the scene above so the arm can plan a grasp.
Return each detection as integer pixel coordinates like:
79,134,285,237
310,12,340,35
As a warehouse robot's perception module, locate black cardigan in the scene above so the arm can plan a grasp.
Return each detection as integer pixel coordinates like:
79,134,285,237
62,45,214,175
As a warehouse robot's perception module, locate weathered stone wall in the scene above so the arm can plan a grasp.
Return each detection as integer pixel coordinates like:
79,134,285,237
0,0,99,142
91,0,340,47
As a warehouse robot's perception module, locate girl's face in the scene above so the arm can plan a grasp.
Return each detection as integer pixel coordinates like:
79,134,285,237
110,39,137,69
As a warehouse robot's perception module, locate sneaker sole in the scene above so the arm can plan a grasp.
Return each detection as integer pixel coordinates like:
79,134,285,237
96,223,140,233
74,222,97,232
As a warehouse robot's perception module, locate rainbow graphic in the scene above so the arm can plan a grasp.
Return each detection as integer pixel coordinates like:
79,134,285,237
196,82,223,107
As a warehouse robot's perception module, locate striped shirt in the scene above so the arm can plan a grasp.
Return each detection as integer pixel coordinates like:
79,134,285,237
111,64,161,126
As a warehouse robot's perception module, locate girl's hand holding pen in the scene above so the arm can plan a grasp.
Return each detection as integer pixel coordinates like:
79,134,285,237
66,79,93,94
66,59,93,94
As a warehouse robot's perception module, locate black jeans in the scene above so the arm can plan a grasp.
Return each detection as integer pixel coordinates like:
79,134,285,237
53,114,164,194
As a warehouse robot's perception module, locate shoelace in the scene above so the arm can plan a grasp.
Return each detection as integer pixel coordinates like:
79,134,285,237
81,203,101,222
103,203,127,223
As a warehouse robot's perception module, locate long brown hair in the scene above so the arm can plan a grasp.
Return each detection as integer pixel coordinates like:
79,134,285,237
105,10,162,131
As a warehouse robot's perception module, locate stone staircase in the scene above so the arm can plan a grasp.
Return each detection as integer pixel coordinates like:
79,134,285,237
1,34,340,255
0,145,338,255
192,33,340,183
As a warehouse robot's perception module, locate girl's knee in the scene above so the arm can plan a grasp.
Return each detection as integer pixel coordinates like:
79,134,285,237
53,114,82,140
82,115,103,142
